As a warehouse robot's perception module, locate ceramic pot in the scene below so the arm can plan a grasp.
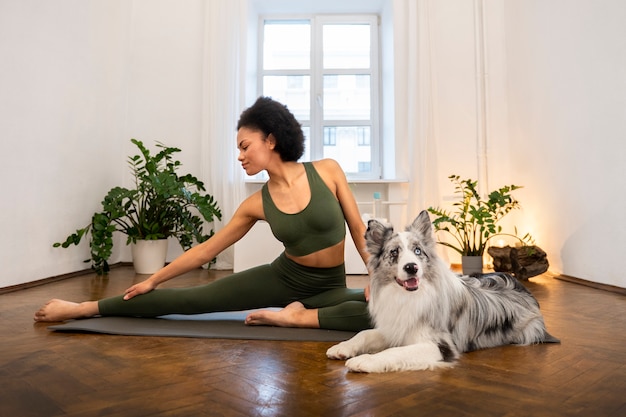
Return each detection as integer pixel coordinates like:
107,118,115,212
131,239,168,274
461,255,483,276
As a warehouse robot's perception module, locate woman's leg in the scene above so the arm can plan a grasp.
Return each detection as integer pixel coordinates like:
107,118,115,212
245,289,371,331
305,288,371,332
35,263,302,322
317,300,371,331
245,286,371,331
244,301,319,328
34,299,99,322
243,254,358,328
97,264,303,317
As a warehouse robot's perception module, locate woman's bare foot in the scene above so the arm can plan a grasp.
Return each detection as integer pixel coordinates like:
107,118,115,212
245,302,319,328
34,299,99,322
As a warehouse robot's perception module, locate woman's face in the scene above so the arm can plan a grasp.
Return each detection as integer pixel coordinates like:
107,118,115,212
237,127,276,176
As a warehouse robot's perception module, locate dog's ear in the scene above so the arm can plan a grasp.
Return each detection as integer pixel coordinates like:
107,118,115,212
407,210,434,240
365,219,393,256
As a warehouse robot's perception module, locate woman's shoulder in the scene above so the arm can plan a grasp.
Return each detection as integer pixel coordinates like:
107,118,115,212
311,158,343,175
237,190,265,220
310,159,348,192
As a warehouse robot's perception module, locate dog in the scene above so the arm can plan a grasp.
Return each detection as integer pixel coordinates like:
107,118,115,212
327,210,559,373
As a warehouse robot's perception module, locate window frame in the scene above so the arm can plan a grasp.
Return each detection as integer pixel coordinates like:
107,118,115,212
257,14,381,180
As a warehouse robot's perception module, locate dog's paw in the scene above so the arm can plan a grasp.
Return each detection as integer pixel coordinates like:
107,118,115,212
326,341,358,360
345,354,386,373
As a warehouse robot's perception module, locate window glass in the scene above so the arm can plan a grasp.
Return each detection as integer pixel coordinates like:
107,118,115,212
323,126,371,175
323,24,370,69
262,75,311,120
323,74,370,121
263,22,310,70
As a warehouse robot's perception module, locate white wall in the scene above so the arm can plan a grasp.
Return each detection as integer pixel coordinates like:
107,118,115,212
504,0,626,287
0,0,130,287
0,0,208,288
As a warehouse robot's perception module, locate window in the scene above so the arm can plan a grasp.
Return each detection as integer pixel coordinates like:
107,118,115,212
259,15,380,179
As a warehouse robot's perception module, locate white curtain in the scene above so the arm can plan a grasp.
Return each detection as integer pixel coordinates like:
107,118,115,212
200,0,248,269
393,0,440,216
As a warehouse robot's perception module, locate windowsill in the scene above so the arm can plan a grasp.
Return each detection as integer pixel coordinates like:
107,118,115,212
347,178,409,184
244,178,409,184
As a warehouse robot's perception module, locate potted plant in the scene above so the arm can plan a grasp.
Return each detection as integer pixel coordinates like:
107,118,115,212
427,175,532,275
54,139,222,274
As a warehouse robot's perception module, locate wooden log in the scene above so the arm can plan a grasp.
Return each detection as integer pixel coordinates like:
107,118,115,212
511,245,549,280
488,245,549,280
487,246,513,272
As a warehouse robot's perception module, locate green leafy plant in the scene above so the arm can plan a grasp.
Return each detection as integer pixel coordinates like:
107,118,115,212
427,175,533,257
55,139,222,274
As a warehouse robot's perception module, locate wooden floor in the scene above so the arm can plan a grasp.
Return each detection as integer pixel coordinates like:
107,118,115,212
1,266,625,417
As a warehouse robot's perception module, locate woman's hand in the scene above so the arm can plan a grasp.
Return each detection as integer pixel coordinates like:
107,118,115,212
364,284,371,302
123,279,157,300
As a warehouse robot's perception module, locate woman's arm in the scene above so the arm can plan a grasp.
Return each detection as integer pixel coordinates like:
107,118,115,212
322,159,371,301
123,192,263,300
335,176,369,268
315,159,369,267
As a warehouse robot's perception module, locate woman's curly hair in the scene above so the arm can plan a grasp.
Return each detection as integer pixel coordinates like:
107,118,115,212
236,96,305,162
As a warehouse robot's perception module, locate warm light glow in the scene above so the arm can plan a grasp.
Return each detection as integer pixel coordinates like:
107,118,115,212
497,239,506,248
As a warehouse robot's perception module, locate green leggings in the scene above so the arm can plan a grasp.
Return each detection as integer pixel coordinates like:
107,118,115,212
98,252,371,332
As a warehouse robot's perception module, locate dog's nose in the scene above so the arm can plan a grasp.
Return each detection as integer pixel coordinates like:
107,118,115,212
403,263,418,275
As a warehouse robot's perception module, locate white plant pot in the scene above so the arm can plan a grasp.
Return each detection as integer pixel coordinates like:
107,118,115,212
461,255,483,276
131,239,168,274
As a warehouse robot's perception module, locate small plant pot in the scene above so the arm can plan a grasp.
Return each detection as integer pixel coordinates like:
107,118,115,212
131,239,168,274
461,255,483,276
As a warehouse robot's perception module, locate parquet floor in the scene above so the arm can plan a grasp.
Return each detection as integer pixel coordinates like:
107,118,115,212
1,266,625,417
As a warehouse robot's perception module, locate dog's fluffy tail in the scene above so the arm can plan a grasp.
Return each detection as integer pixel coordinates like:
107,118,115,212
541,331,561,344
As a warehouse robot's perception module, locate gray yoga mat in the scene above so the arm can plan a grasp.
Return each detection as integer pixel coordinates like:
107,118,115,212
47,309,357,342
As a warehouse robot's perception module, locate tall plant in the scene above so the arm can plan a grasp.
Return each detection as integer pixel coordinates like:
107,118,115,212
55,139,222,274
427,175,532,257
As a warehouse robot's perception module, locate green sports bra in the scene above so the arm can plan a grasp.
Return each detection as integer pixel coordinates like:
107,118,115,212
262,162,346,257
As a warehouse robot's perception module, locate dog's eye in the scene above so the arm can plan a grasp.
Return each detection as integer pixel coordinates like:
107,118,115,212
389,248,399,259
414,247,422,256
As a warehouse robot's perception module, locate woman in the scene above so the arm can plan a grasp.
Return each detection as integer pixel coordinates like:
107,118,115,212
35,97,371,332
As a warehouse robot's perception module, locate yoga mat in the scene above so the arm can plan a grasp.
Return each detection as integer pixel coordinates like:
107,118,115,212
47,309,357,342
